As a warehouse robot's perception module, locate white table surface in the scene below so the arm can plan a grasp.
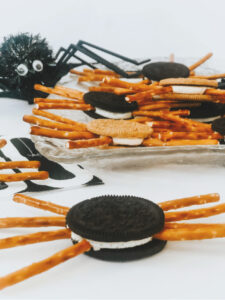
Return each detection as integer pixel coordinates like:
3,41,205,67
1,96,225,300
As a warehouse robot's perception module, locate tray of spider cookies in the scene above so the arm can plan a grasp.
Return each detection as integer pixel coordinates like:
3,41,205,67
23,53,225,165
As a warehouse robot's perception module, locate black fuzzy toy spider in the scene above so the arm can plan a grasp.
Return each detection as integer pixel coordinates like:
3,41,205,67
0,33,150,104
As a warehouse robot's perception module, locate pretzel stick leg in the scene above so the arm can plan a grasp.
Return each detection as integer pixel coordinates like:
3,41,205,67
159,193,220,211
0,171,49,182
0,240,91,291
0,217,66,228
188,52,213,71
66,137,112,149
0,139,7,149
154,224,225,241
13,194,69,216
165,202,225,222
164,222,223,229
0,161,40,170
0,229,71,250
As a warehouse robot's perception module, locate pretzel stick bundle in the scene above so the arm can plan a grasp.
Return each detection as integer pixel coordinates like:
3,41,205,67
66,136,112,149
0,171,49,182
23,115,86,132
0,217,66,228
159,193,220,211
0,161,40,170
13,194,69,216
34,85,84,100
30,126,95,140
189,52,213,71
36,102,92,110
32,109,87,131
0,139,7,149
0,229,71,250
0,240,91,291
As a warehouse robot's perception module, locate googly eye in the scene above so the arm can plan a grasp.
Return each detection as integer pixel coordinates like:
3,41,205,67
32,60,43,72
16,64,28,76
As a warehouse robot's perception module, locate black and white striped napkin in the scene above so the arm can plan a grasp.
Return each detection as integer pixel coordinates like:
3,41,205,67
0,137,103,196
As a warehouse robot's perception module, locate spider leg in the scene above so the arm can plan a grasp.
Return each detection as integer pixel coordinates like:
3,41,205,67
0,216,65,228
56,44,96,69
0,239,91,290
164,202,225,222
0,228,70,250
159,193,220,211
154,224,225,241
13,194,69,216
77,40,150,66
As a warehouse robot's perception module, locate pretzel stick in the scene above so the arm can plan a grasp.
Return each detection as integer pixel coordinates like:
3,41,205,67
34,98,84,104
0,161,40,170
165,202,225,222
32,109,87,130
34,84,84,100
13,194,69,216
0,217,66,228
83,68,120,76
36,102,92,110
205,89,225,96
0,228,71,250
23,115,85,132
165,139,219,146
0,139,7,149
69,69,86,76
0,171,49,182
192,73,225,80
169,53,175,62
142,138,165,146
89,86,134,95
158,132,222,142
78,74,115,82
66,136,112,149
130,117,155,123
153,93,218,102
158,193,220,211
189,52,213,71
164,222,222,229
30,126,95,140
154,225,225,241
0,239,91,291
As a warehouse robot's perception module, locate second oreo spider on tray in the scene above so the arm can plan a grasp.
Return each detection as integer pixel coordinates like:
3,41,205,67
83,91,138,119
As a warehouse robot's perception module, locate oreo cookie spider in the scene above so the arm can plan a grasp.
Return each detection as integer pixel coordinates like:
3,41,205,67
83,91,138,119
0,34,149,104
0,192,225,290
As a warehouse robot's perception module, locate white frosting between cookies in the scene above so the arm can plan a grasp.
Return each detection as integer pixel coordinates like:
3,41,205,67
112,137,144,146
71,232,152,251
172,85,207,94
95,107,132,119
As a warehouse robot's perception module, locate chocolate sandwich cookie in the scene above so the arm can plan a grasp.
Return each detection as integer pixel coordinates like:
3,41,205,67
212,117,225,136
66,195,166,261
187,102,225,122
83,92,138,119
142,62,190,81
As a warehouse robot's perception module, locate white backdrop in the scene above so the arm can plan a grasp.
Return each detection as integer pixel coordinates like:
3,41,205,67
0,0,224,62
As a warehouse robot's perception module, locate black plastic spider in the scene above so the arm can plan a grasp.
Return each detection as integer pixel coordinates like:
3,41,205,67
0,33,150,104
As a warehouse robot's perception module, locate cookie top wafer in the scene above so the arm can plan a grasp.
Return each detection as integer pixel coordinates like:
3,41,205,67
159,78,218,87
87,119,153,138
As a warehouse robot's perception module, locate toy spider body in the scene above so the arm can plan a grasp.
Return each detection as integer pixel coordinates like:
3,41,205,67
0,193,225,290
0,34,150,104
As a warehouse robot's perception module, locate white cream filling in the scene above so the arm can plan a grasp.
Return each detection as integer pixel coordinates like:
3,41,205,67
71,232,152,251
172,85,207,94
112,137,143,146
95,107,132,119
